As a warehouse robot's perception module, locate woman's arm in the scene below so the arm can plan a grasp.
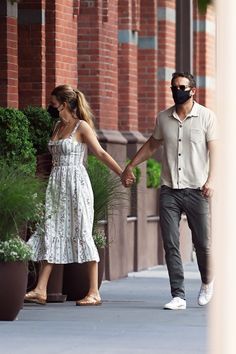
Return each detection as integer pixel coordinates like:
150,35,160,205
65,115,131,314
78,121,123,177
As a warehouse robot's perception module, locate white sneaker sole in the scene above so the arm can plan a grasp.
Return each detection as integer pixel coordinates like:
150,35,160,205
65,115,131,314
164,305,186,310
198,300,211,306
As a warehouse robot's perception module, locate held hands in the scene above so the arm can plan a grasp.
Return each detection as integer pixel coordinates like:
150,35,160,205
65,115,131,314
121,164,136,188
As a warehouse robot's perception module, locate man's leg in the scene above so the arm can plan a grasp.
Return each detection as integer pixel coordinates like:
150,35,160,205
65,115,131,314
159,187,185,299
184,189,212,285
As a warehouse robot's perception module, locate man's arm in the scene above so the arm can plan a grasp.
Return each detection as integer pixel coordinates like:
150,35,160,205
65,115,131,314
202,140,218,197
121,136,162,187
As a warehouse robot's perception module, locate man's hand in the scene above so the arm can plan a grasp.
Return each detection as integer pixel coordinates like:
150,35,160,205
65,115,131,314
201,179,214,198
121,165,136,188
120,136,161,188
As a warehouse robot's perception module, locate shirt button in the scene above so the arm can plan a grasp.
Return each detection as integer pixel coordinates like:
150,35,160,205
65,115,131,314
179,139,181,142
180,125,182,128
178,153,181,156
179,168,181,170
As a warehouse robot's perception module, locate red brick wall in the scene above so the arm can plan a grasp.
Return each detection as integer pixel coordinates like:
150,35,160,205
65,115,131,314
138,0,158,134
46,0,78,103
118,0,138,131
18,0,46,108
18,0,78,108
0,1,18,108
0,0,216,118
99,0,118,130
157,0,176,113
54,1,78,88
193,0,216,110
77,0,118,131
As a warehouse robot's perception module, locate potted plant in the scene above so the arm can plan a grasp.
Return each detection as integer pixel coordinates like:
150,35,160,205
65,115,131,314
197,0,212,13
0,161,45,320
0,237,32,321
0,107,36,176
22,106,56,178
63,155,125,301
0,107,37,241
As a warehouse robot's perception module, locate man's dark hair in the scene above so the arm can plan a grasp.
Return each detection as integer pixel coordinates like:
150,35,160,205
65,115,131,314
171,72,196,88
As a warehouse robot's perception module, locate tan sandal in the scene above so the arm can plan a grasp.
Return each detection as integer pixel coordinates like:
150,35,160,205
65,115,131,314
76,294,102,306
24,290,47,305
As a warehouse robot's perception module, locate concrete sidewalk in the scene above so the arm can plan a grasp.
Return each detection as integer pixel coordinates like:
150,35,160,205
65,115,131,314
0,263,208,354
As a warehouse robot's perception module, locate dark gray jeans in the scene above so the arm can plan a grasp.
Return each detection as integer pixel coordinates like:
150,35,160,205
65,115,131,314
159,185,212,299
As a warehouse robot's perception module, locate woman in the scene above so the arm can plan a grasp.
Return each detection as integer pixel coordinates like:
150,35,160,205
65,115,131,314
25,85,125,306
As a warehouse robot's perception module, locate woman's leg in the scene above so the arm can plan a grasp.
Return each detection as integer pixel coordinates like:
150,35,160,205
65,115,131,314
75,261,101,305
34,261,54,297
87,261,100,298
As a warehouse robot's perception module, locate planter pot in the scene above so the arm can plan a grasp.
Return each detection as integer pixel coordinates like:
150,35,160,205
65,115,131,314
27,261,39,292
47,265,67,302
26,262,67,303
63,248,105,301
0,261,28,321
36,152,52,178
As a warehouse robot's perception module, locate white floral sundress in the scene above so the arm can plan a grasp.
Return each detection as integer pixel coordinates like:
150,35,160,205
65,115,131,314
27,120,100,264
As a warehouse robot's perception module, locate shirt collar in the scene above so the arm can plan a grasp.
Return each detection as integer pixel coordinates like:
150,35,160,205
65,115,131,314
168,101,199,119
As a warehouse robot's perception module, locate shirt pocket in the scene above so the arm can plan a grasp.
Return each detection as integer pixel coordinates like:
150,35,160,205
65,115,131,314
190,129,204,143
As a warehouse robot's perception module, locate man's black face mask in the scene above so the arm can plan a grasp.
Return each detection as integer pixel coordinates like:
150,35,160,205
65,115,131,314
171,87,192,105
47,105,59,119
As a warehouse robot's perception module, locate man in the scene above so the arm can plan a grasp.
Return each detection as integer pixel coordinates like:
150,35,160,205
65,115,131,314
122,72,217,310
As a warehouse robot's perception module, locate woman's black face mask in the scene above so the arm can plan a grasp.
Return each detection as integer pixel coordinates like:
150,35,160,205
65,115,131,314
47,104,60,119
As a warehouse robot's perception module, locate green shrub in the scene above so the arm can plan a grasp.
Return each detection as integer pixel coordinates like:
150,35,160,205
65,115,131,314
22,106,55,154
0,107,36,175
197,0,212,13
147,158,162,188
0,160,46,241
93,230,108,249
0,237,32,262
87,155,126,235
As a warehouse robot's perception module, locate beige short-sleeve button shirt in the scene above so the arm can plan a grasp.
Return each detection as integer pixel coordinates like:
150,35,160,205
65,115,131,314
152,101,218,189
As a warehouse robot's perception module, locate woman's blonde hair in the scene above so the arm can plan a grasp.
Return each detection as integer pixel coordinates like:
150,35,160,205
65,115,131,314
51,84,95,129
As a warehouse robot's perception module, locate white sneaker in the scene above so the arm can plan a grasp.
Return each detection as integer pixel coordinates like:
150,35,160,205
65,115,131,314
164,297,186,310
198,280,214,306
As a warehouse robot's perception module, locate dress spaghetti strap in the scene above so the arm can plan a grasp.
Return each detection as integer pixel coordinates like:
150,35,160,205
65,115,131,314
52,120,60,135
70,120,82,138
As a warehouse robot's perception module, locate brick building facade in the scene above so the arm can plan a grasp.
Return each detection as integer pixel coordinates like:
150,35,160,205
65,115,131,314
0,0,216,279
